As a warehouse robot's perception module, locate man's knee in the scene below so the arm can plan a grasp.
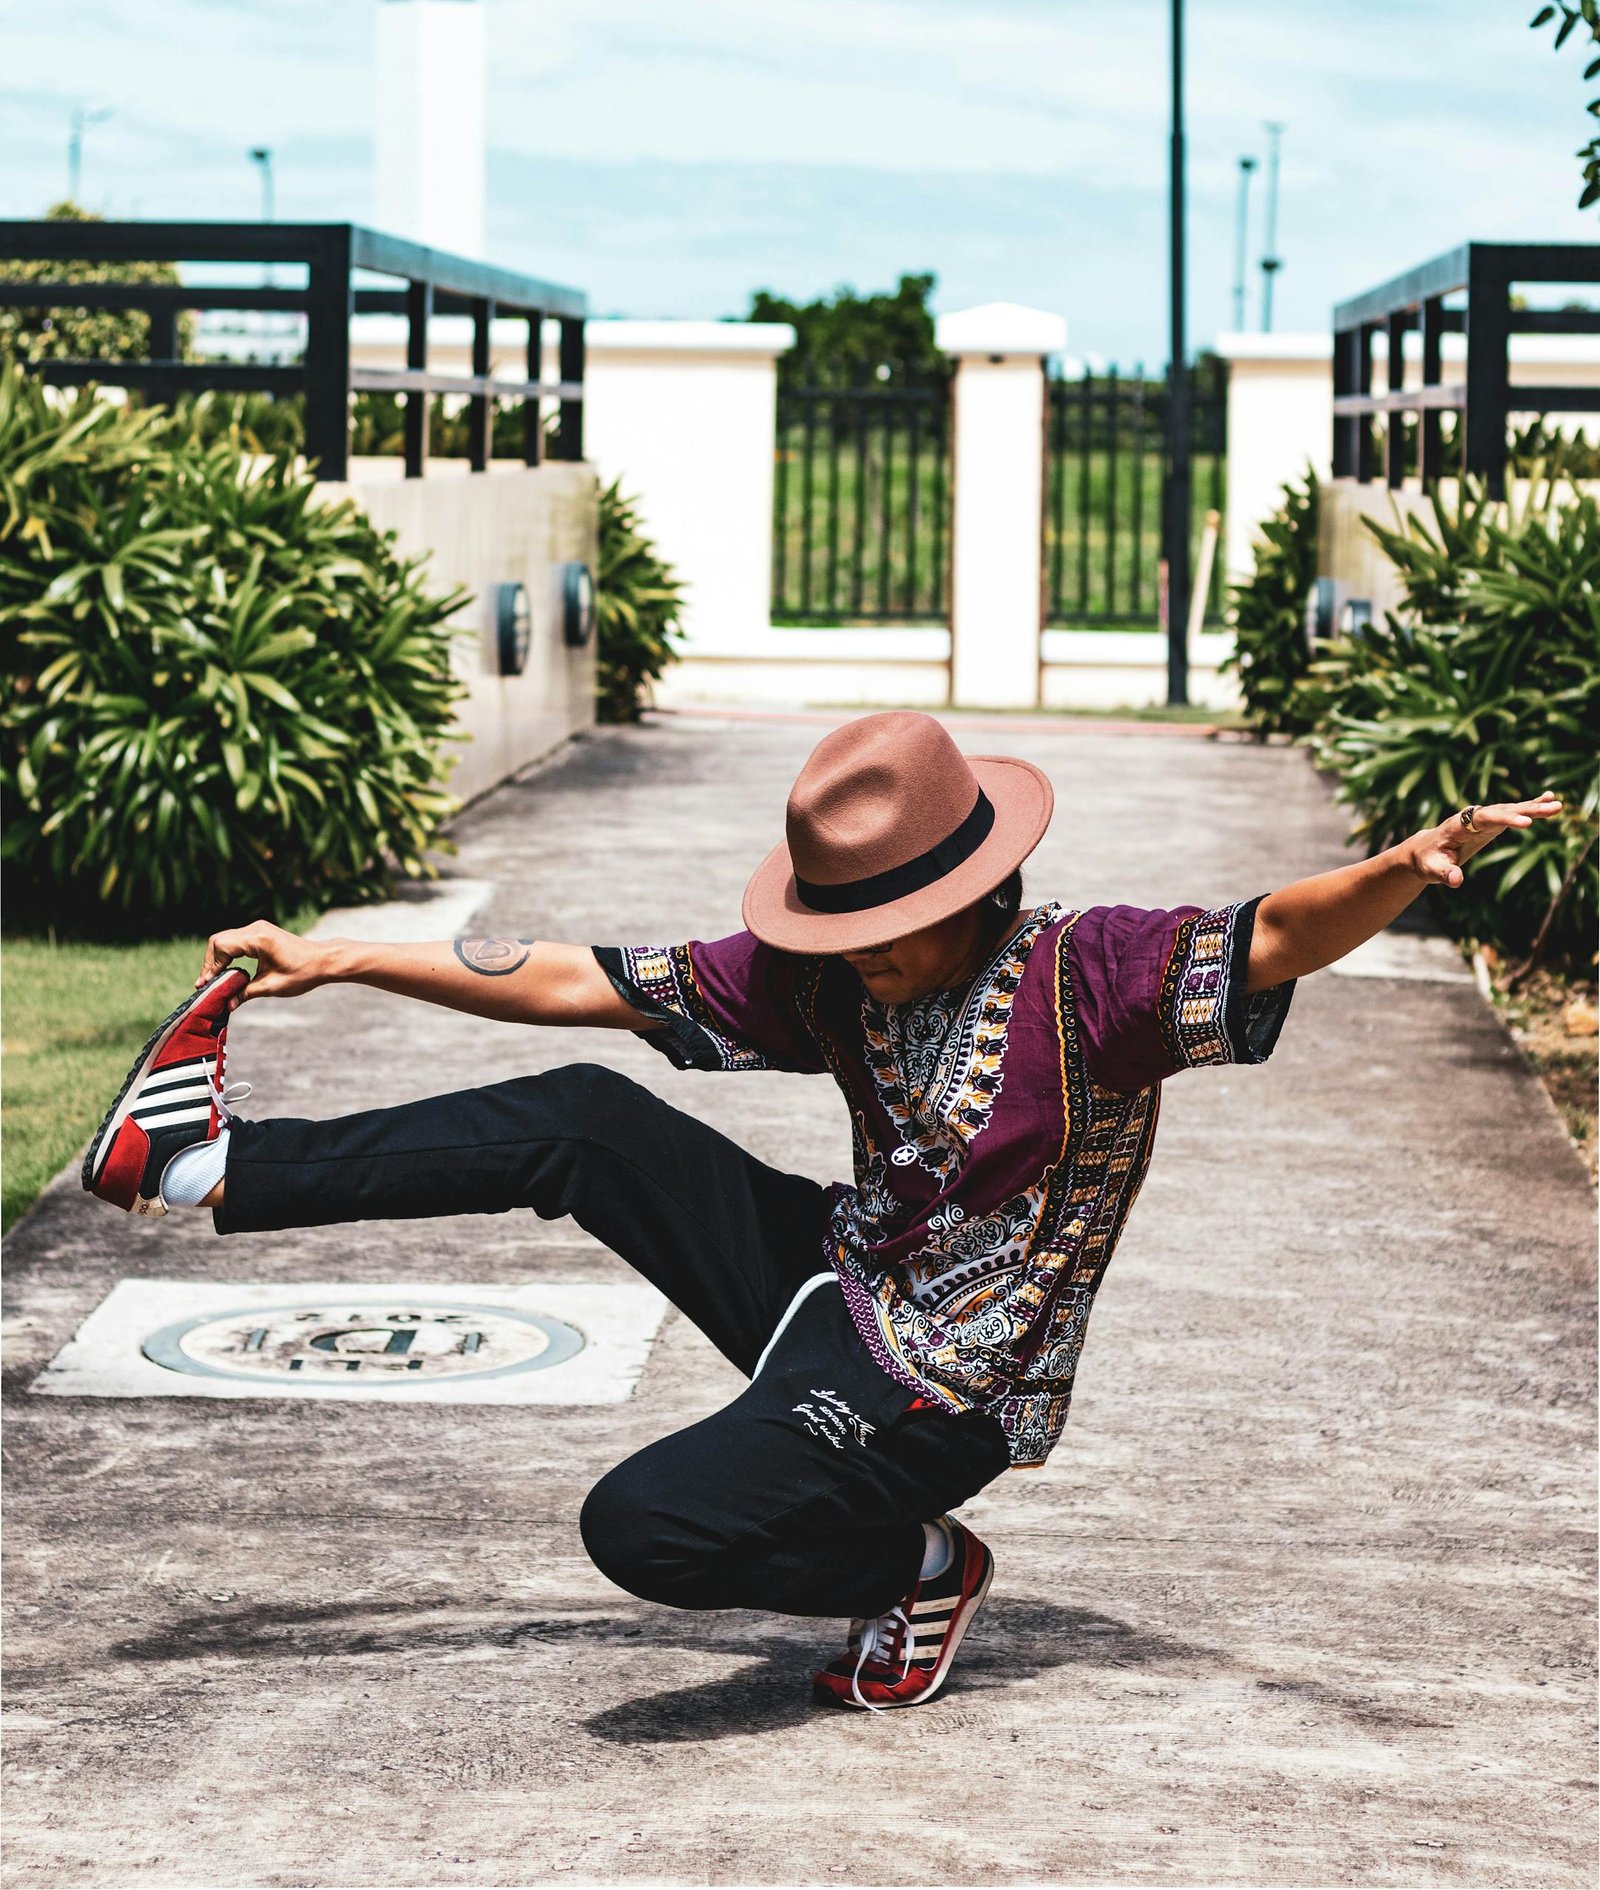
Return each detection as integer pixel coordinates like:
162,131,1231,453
579,1460,722,1610
519,1062,648,1141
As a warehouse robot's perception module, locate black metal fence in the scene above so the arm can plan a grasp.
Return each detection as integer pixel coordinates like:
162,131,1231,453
1333,241,1600,497
1045,356,1227,624
772,380,950,622
0,220,588,482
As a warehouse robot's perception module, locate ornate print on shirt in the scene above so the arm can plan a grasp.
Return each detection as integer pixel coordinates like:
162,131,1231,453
859,906,1051,1185
606,944,774,1071
596,898,1294,1469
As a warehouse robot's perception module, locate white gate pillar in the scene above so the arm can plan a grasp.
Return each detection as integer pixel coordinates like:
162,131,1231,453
936,303,1067,710
583,321,795,648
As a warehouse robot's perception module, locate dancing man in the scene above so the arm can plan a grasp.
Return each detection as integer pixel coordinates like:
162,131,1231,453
83,711,1560,1710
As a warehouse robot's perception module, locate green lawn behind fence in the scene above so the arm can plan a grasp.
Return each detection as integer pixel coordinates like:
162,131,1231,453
773,434,1228,626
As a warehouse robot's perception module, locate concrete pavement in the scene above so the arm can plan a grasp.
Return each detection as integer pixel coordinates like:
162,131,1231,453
3,714,1594,1889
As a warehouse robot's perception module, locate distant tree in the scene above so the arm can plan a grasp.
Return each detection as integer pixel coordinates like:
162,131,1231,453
1531,3,1600,211
744,273,942,388
0,201,195,364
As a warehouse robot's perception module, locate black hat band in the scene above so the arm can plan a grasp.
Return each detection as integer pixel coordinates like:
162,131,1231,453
793,789,996,915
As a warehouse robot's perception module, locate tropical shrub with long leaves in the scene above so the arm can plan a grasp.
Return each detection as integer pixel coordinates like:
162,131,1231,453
1303,479,1599,970
596,479,685,723
1222,468,1318,735
0,364,469,935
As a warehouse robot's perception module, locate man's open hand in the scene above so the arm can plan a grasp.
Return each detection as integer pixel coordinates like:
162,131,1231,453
1405,792,1565,889
198,922,327,1004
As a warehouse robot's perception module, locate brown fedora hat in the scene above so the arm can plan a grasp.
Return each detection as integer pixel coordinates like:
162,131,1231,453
742,712,1054,953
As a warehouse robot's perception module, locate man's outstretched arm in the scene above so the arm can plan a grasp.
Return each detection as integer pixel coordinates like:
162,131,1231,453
195,923,655,1031
1246,792,1564,994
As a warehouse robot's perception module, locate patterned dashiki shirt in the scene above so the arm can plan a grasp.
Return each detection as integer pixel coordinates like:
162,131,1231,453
594,900,1294,1468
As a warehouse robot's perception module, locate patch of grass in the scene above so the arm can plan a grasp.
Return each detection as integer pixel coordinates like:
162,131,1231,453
3,932,214,1231
1,913,312,1233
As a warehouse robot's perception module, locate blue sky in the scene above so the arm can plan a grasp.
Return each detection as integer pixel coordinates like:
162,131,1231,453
2,0,1595,363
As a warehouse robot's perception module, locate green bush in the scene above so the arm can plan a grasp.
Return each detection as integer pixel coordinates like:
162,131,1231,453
0,364,469,935
1304,479,1599,969
1222,467,1318,736
0,201,195,366
596,479,685,723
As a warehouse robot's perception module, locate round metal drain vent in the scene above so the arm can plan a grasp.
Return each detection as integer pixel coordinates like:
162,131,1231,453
141,1300,585,1386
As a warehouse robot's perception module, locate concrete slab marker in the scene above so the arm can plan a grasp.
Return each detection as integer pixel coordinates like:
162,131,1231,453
30,1280,667,1406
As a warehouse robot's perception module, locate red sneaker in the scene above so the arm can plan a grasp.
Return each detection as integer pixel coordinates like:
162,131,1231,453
82,967,250,1217
812,1517,994,1712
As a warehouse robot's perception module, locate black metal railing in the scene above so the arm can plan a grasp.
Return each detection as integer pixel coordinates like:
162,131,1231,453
0,220,588,482
772,381,950,623
1332,241,1600,496
1045,358,1227,625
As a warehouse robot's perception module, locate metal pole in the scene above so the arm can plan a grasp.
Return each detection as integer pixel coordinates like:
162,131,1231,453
249,147,276,326
1163,0,1191,706
1232,156,1257,332
67,104,110,204
249,147,276,225
1259,121,1284,332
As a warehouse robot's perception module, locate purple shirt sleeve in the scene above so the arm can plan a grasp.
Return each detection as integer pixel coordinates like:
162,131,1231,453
1068,897,1294,1092
592,932,826,1074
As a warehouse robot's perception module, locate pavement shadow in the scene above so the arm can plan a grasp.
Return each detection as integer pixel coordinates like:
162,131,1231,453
105,1591,1442,1747
580,1595,1209,1744
108,1591,1186,1668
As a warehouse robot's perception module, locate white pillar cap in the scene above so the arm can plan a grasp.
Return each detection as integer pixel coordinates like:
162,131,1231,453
1213,332,1333,362
936,302,1067,358
584,320,795,357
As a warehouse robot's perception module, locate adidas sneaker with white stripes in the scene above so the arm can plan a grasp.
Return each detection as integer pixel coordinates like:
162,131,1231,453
812,1515,994,1711
82,967,251,1217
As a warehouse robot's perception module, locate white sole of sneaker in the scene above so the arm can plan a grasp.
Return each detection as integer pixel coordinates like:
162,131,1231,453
81,968,242,1192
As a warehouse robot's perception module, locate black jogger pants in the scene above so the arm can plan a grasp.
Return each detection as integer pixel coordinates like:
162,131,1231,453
215,1063,1010,1619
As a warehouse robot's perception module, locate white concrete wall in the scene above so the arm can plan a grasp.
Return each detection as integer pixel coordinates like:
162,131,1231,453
1215,335,1333,584
1216,330,1600,584
1041,629,1238,711
583,321,794,652
652,625,1237,712
323,460,597,806
1318,473,1600,625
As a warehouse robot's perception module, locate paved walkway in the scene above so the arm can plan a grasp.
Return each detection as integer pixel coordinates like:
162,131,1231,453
4,715,1594,1889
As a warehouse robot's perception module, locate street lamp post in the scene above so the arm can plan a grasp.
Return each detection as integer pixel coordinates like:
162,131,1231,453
1162,0,1191,706
67,104,112,204
1260,121,1284,332
249,147,276,294
1232,156,1257,332
249,147,276,225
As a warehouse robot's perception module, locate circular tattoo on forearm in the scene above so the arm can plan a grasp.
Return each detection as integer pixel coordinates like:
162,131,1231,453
454,937,533,977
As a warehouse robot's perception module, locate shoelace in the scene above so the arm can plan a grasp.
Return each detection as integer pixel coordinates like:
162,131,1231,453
851,1605,916,1712
207,1077,252,1126
207,1025,250,1127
